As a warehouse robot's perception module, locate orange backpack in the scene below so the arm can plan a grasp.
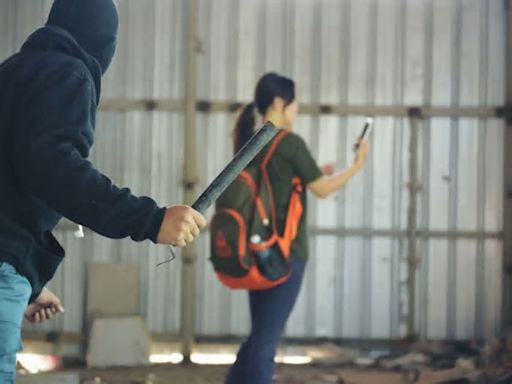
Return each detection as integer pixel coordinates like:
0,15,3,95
209,130,304,290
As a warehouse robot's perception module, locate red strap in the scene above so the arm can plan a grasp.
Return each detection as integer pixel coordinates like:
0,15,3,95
239,171,269,223
260,130,290,234
261,129,290,168
278,178,304,256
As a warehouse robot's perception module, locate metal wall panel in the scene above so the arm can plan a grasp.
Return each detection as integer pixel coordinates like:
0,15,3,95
0,0,186,100
0,0,506,341
102,0,185,100
418,118,504,340
194,0,505,340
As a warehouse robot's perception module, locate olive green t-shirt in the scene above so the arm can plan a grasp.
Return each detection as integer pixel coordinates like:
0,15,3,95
263,131,323,261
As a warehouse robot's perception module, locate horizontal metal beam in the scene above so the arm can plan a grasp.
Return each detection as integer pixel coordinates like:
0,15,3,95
55,222,502,240
99,99,507,118
311,227,503,239
100,99,184,111
23,332,489,352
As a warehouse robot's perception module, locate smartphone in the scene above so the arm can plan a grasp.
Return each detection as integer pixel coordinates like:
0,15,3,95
359,117,373,140
354,117,373,151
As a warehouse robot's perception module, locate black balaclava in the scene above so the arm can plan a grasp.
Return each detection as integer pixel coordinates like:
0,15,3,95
46,0,119,74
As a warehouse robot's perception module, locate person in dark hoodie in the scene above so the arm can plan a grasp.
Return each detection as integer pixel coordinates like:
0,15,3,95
0,0,206,381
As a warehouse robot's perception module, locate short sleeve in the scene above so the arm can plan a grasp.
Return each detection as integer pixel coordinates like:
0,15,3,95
284,133,323,184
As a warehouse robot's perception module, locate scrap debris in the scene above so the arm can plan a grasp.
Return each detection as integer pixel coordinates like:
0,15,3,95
307,337,512,384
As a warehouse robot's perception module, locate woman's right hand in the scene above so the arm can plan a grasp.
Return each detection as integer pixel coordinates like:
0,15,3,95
354,139,370,168
157,205,207,246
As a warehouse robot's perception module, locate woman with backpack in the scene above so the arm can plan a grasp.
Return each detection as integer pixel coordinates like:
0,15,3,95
224,72,370,384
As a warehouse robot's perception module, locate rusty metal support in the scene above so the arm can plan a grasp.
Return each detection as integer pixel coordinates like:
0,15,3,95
503,0,512,328
180,0,199,362
406,111,421,339
99,99,503,118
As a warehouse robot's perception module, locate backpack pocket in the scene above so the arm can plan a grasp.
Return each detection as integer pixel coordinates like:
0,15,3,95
210,208,252,277
249,235,290,282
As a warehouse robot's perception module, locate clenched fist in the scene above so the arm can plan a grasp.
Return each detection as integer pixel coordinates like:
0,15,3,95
156,205,207,247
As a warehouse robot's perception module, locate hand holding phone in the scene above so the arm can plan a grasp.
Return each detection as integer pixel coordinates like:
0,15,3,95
354,140,370,167
353,118,372,168
354,117,373,151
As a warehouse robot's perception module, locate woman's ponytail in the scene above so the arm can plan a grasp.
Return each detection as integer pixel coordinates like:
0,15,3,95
233,102,256,153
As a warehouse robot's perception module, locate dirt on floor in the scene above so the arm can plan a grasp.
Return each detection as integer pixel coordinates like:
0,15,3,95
16,362,512,384
18,364,344,384
16,339,512,383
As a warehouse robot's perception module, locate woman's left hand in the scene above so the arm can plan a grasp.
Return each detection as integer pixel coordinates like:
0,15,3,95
321,163,336,176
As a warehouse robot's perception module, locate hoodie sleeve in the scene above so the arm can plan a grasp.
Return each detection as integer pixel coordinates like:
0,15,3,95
12,68,165,242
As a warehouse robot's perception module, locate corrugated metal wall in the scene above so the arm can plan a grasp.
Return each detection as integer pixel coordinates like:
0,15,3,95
0,0,505,341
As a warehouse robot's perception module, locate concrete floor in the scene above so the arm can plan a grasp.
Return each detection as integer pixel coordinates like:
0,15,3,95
17,364,342,384
17,360,512,384
16,340,512,383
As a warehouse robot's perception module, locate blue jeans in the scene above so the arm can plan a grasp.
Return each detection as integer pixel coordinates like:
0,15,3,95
0,262,32,384
225,259,306,384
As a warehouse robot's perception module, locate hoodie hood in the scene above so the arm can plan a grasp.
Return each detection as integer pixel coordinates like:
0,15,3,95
46,0,119,75
21,26,102,103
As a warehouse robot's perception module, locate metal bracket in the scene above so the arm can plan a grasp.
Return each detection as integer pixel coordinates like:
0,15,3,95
408,107,423,119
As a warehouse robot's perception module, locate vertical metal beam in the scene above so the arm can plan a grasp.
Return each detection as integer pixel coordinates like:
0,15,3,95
446,0,463,340
475,0,489,339
418,0,434,341
180,0,199,362
407,111,421,339
475,123,487,338
503,0,512,328
334,0,351,338
360,0,378,338
303,0,323,338
395,0,407,339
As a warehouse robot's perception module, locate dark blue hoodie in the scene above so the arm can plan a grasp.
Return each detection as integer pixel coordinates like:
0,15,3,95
0,0,165,299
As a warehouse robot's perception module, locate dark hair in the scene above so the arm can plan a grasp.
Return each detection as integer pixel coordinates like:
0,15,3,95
233,73,295,153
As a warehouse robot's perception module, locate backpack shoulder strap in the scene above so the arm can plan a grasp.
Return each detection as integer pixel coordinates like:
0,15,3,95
261,129,291,168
